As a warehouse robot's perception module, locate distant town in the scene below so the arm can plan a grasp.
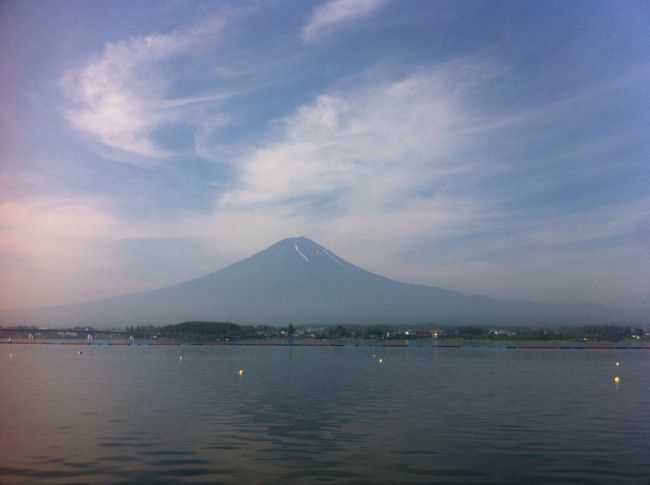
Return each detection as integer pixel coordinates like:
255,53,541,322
1,321,648,343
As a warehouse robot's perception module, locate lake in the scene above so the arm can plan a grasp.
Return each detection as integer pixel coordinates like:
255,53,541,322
1,344,649,483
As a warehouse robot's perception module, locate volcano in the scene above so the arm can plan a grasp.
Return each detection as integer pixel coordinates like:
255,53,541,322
0,236,625,327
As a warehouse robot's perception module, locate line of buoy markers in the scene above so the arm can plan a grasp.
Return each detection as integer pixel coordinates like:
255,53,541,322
2,340,650,349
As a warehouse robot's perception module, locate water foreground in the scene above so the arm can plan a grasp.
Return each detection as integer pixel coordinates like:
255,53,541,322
1,344,649,483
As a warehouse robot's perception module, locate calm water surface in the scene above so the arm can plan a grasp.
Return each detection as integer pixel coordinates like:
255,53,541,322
1,344,649,483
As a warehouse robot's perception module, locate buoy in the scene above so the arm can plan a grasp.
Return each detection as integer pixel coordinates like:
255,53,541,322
378,358,383,364
614,376,620,384
77,350,83,355
9,353,14,358
615,362,620,367
179,356,184,361
238,369,245,375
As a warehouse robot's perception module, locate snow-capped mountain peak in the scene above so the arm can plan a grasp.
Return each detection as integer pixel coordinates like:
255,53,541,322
270,237,349,268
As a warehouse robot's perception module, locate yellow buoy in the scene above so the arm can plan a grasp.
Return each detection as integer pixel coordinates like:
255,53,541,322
239,369,245,375
378,358,383,364
614,376,620,384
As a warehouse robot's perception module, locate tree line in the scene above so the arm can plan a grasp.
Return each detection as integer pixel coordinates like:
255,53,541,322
122,322,647,342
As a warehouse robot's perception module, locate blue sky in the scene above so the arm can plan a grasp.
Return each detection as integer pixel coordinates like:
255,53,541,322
0,0,648,311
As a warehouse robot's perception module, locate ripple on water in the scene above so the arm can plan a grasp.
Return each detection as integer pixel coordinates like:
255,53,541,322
2,345,649,483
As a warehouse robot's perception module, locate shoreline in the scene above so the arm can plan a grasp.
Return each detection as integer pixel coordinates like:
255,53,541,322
3,339,650,350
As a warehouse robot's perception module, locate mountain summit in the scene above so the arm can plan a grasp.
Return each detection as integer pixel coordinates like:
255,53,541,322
233,236,355,273
269,236,350,266
0,237,627,327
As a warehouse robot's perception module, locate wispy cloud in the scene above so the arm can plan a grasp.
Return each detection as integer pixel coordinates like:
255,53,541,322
186,60,505,262
302,0,387,42
62,17,228,163
220,61,496,209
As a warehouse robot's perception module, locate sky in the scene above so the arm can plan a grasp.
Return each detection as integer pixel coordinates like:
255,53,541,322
0,0,649,312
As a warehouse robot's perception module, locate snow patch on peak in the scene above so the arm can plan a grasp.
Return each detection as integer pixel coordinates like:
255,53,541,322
294,242,310,262
278,236,347,267
323,248,344,267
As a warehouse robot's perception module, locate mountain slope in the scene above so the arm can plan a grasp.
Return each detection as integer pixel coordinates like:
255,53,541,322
0,237,632,327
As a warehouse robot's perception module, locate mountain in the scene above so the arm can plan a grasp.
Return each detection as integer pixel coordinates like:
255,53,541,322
0,236,636,328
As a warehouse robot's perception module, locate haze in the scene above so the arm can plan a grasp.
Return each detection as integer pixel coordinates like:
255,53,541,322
1,0,649,313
